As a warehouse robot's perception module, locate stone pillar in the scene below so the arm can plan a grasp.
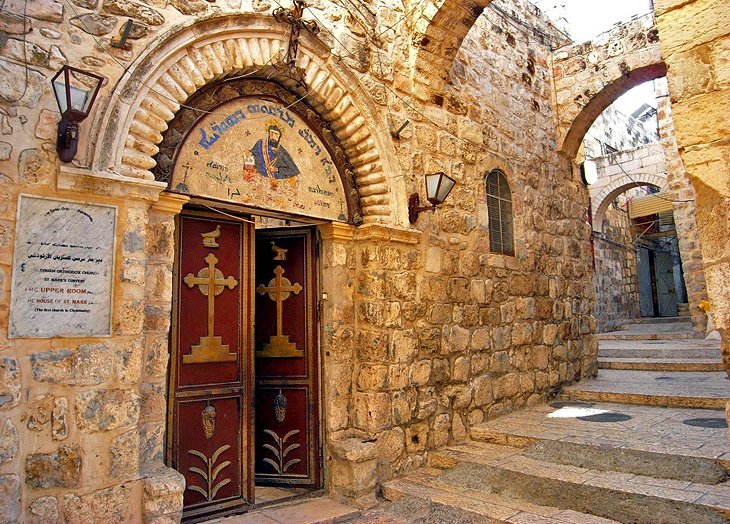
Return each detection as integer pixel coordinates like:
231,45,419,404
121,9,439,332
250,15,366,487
655,0,729,381
139,193,189,523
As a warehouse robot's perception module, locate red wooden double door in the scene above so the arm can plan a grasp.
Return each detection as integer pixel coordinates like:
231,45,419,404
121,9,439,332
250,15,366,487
167,212,320,520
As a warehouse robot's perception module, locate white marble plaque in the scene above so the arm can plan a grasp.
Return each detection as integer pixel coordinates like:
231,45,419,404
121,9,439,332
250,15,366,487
9,195,117,338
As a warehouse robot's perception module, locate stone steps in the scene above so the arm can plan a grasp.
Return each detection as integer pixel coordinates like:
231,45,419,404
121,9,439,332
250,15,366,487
597,330,698,340
598,357,724,371
618,320,694,331
599,346,721,359
619,317,693,326
560,370,730,409
376,467,621,524
423,442,730,524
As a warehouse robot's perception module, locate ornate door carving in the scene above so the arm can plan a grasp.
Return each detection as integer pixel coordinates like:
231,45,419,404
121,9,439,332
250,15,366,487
254,228,320,488
168,213,254,520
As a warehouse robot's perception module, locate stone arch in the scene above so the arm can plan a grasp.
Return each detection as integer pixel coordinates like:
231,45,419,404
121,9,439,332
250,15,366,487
410,0,494,98
592,171,668,233
554,13,666,158
91,14,404,225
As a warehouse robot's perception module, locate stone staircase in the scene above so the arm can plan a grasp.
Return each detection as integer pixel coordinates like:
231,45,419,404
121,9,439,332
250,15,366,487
346,320,730,524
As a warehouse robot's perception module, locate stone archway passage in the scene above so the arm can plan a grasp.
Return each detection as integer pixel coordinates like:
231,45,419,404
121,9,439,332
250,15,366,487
93,15,401,224
553,12,666,159
590,144,669,233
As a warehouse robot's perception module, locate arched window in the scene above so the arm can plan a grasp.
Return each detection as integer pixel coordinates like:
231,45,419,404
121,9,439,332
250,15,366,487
486,170,514,256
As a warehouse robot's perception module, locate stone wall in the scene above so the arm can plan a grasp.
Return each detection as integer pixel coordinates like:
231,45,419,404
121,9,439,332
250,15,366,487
654,78,708,331
0,0,596,521
593,203,641,332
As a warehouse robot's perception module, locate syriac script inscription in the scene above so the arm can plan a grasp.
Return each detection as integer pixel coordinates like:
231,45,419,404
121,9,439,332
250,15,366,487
9,196,117,338
171,97,348,223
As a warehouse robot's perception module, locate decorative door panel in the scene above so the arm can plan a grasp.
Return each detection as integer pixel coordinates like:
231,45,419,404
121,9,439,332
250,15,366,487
169,213,254,520
254,228,320,487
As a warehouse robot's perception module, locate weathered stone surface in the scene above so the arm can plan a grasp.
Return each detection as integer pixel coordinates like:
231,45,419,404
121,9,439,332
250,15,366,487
5,0,63,22
353,392,391,433
52,397,68,441
26,394,54,431
102,0,164,25
18,149,55,184
0,60,46,108
0,358,20,410
63,484,130,524
115,338,143,385
32,344,112,386
28,496,60,524
142,468,185,521
167,0,209,15
75,389,140,432
0,420,18,464
70,14,117,36
0,474,20,524
111,429,139,478
25,445,81,488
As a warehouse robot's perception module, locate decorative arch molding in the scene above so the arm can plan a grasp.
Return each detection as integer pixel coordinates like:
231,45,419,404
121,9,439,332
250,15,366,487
91,14,404,225
592,172,667,233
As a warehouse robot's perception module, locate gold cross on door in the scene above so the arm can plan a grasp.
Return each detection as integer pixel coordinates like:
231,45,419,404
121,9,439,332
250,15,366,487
183,252,239,364
256,265,303,357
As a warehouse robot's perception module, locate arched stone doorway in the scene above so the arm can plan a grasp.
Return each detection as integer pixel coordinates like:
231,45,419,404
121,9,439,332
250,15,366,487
85,14,405,521
157,78,359,520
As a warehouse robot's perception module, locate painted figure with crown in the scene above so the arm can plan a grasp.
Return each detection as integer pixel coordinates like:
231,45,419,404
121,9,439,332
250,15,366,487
248,119,300,188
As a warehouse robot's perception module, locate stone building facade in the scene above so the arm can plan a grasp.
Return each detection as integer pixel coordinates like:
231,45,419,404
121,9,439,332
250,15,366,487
0,0,601,521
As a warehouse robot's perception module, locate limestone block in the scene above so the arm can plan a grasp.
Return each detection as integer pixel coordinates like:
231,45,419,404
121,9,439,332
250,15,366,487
443,325,469,353
415,386,436,420
139,422,164,467
493,373,520,400
145,336,171,379
75,389,141,432
451,356,473,382
63,484,131,524
0,143,10,161
4,0,63,22
111,429,140,479
0,419,18,464
432,413,450,448
405,422,428,453
18,148,55,184
115,338,143,385
52,397,68,441
391,272,417,300
388,364,409,390
34,109,59,141
657,0,730,53
471,328,491,351
409,360,431,386
28,496,60,524
431,359,449,384
441,384,472,410
0,11,32,35
452,413,467,442
353,392,390,433
391,389,415,425
0,357,20,410
102,0,164,25
142,468,185,521
374,427,405,463
115,299,144,335
0,474,19,524
391,329,418,362
356,365,388,391
26,394,53,431
25,445,81,488
31,344,112,386
70,14,117,35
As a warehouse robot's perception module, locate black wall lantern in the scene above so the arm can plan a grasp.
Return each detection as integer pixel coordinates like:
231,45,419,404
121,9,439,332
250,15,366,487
51,66,104,162
408,171,456,223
